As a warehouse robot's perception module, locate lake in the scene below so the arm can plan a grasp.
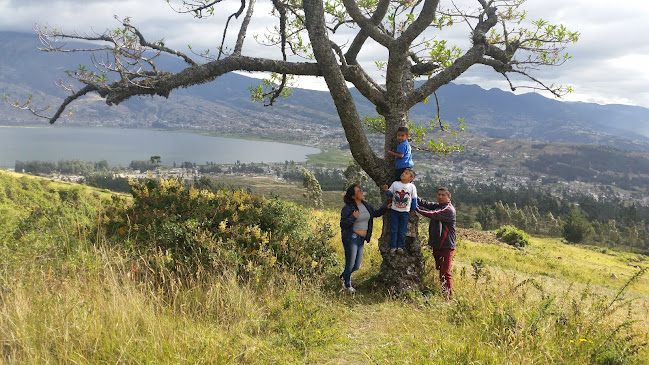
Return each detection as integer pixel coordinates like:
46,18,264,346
0,126,321,169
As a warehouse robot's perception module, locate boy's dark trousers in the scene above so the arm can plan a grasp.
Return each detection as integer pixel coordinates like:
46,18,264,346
394,167,407,181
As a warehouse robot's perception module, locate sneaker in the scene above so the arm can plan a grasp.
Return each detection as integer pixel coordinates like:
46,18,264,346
339,274,346,289
390,248,397,255
346,286,356,295
396,248,404,255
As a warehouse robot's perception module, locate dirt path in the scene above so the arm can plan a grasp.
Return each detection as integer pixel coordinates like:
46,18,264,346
456,227,502,246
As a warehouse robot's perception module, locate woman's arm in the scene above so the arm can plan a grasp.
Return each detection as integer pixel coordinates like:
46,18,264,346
371,203,389,217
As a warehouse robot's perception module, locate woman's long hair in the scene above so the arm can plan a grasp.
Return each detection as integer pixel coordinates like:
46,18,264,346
343,184,359,205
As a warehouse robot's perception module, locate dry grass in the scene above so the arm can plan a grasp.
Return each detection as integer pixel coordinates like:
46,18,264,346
1,171,648,364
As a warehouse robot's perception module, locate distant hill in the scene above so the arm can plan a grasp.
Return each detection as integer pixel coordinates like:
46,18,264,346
2,30,649,151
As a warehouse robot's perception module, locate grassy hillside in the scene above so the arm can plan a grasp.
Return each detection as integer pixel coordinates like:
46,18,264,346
1,170,648,364
199,174,344,210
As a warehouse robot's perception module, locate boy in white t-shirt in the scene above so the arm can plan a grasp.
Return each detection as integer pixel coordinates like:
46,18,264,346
382,168,417,255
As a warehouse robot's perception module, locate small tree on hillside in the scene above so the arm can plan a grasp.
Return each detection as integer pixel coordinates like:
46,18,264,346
302,167,323,209
545,212,562,237
8,0,578,292
562,207,593,243
476,205,495,230
343,159,368,189
343,159,381,206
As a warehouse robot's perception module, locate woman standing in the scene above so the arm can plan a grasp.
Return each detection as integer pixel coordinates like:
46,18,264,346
339,184,389,294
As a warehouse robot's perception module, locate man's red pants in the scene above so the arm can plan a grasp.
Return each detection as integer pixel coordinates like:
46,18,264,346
433,248,454,297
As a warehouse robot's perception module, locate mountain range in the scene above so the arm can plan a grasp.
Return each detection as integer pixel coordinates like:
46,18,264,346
2,30,649,152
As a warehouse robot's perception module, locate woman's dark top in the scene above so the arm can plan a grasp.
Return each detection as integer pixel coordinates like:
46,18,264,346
340,201,388,245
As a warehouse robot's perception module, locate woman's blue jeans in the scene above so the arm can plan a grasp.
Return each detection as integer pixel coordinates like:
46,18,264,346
342,232,365,288
390,210,409,249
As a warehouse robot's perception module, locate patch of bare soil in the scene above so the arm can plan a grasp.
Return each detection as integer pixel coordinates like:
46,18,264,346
456,228,503,246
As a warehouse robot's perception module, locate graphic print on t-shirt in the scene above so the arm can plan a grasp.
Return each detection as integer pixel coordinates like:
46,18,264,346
392,188,411,210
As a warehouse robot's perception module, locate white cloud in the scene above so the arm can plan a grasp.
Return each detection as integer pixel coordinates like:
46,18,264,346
1,0,649,108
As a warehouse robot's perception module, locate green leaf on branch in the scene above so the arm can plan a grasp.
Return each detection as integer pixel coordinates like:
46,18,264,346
428,138,465,156
363,114,466,156
248,73,295,105
362,115,386,134
95,74,108,85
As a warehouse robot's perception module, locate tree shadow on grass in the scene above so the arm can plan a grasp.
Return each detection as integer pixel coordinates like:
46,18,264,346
322,269,446,307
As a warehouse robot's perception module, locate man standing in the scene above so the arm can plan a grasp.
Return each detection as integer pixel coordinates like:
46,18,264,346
416,187,456,299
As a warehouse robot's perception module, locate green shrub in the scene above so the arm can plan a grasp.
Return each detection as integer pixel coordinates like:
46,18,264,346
495,225,530,247
562,207,593,243
104,179,337,281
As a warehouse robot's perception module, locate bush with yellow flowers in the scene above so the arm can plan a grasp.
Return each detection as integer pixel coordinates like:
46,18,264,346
104,179,337,281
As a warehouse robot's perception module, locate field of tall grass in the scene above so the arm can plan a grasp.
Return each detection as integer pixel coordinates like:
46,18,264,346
1,170,647,364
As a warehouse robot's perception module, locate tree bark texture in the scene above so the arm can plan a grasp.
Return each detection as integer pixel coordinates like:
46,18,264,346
376,64,423,293
377,213,423,293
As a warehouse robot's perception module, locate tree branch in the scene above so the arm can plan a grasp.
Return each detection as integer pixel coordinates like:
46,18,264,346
331,39,387,107
341,0,394,49
119,18,198,67
398,0,440,44
217,0,247,59
304,0,383,183
342,64,387,108
411,61,442,76
25,57,321,124
5,84,99,124
49,85,99,123
344,0,390,64
234,0,255,55
169,0,226,17
407,2,498,107
265,0,289,106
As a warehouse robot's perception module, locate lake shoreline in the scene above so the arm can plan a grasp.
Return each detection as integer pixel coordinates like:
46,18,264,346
0,125,325,169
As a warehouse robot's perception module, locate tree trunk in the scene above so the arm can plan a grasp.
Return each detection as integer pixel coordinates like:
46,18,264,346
376,102,423,293
306,0,424,292
377,212,423,293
